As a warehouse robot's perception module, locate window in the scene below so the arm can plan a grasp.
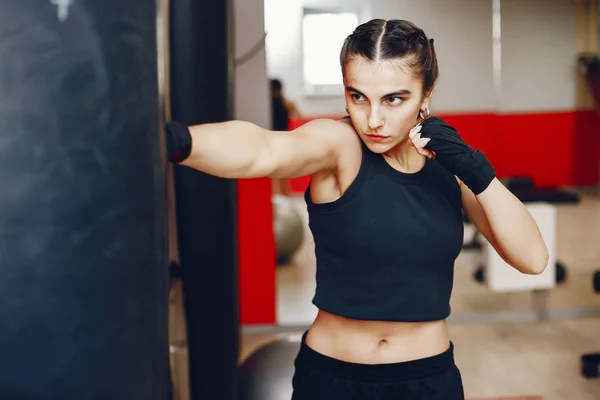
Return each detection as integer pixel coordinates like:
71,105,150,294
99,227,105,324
302,10,358,95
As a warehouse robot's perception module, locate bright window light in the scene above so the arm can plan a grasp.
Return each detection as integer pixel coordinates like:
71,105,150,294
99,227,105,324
302,12,358,87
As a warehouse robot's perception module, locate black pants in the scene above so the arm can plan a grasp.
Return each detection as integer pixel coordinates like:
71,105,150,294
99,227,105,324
291,332,465,400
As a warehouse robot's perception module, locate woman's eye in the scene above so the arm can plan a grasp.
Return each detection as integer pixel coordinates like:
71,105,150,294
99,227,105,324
387,96,403,105
352,94,365,101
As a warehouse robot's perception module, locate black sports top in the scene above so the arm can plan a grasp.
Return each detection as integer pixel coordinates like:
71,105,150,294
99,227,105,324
304,140,464,322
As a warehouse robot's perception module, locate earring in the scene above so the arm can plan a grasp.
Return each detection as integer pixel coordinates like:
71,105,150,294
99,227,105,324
418,107,431,120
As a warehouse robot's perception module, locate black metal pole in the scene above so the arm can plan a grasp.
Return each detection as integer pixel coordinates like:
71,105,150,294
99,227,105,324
0,1,171,398
169,0,239,399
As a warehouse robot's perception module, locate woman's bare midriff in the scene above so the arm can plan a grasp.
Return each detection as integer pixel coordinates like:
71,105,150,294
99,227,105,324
305,309,451,365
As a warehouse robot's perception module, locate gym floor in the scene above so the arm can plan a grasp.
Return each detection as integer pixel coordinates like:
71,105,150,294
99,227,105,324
261,189,600,399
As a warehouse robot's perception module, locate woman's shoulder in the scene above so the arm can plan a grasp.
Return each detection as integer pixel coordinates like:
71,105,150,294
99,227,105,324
297,116,354,132
296,117,362,149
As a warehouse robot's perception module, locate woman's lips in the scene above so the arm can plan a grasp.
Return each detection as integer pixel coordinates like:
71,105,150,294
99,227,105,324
366,134,388,142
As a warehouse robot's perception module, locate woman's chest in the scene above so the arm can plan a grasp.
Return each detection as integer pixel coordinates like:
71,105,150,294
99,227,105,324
316,183,464,261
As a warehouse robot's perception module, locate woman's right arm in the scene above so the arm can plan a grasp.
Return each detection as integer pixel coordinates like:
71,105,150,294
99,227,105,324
167,118,350,179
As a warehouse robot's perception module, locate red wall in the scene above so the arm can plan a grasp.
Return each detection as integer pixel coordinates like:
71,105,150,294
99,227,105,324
288,110,600,192
238,109,600,326
237,178,276,325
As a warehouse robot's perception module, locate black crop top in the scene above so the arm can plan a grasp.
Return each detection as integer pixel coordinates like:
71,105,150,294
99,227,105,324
304,141,464,322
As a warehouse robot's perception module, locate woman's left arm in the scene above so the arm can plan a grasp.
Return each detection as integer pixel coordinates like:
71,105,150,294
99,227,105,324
460,177,549,275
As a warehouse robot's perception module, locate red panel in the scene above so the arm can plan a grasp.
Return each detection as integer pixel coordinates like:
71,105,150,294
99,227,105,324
286,110,600,193
289,176,311,193
495,112,574,187
435,113,500,172
237,177,276,325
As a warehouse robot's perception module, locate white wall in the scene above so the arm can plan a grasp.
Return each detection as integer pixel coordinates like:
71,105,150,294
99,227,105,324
265,0,495,116
264,0,582,117
234,0,270,127
371,0,496,114
500,0,579,112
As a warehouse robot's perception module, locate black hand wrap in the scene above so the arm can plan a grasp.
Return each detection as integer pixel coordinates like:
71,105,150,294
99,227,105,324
420,116,496,195
165,121,192,163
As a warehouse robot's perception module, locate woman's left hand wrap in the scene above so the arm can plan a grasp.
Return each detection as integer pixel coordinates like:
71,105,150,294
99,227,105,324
409,116,496,195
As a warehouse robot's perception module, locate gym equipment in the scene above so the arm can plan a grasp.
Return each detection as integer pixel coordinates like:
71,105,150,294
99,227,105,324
506,187,581,204
579,52,600,307
501,176,534,192
581,353,600,379
472,262,566,285
463,179,580,249
577,1,600,380
273,195,305,264
169,0,239,398
594,271,600,294
238,336,301,400
500,177,580,204
0,1,170,398
465,179,579,288
484,203,556,292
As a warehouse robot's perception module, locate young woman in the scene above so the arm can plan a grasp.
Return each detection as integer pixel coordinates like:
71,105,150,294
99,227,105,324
166,18,548,400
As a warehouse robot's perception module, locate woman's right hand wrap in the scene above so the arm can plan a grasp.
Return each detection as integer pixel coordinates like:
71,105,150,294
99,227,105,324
419,116,496,195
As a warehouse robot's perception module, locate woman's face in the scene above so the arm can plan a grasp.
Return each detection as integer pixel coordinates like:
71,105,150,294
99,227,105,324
343,57,431,154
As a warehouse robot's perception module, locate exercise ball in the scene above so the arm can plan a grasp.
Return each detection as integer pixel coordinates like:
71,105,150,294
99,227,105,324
238,336,301,400
273,195,304,260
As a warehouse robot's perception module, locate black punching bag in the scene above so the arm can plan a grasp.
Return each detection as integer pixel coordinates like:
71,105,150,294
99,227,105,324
169,0,239,399
0,1,170,399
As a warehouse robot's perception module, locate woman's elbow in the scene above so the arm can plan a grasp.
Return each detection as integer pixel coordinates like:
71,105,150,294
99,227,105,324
518,245,550,275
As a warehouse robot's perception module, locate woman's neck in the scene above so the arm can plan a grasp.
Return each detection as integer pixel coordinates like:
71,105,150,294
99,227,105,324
383,140,426,174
